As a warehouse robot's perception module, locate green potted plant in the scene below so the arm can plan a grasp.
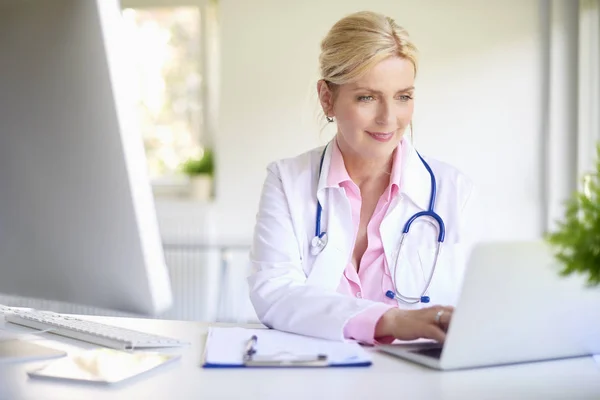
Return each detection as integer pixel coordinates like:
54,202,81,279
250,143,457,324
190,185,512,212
545,143,600,286
181,148,214,201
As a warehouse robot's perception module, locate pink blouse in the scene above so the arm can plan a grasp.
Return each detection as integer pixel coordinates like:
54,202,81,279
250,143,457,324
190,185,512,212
327,139,403,344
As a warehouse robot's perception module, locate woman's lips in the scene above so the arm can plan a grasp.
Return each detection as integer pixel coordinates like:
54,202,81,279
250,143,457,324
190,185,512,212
366,131,394,142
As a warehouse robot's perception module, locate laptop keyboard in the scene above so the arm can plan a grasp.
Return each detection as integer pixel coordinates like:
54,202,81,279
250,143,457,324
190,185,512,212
409,346,443,359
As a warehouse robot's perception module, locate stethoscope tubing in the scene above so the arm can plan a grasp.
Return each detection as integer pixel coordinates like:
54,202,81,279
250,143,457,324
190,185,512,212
311,142,445,304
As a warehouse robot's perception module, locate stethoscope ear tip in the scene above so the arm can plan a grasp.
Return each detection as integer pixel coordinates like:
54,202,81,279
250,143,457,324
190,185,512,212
385,291,431,303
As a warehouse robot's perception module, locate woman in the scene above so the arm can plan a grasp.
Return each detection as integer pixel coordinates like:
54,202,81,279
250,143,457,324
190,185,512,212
248,11,474,344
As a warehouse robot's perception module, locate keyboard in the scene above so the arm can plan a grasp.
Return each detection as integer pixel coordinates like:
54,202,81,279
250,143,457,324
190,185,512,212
1,306,188,350
409,346,443,359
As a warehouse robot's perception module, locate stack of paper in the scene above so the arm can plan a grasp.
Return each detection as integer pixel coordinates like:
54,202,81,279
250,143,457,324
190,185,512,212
203,327,371,368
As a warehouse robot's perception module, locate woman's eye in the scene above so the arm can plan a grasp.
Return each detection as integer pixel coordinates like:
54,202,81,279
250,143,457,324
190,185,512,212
357,94,413,102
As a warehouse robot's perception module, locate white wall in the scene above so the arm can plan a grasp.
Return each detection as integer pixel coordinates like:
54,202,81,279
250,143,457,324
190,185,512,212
0,0,565,323
211,0,546,244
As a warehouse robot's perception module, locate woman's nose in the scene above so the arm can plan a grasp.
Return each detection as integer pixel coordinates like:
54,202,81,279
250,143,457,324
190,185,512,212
374,101,396,127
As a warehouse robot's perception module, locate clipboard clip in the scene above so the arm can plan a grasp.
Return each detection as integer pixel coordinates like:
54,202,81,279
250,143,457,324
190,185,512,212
242,335,328,367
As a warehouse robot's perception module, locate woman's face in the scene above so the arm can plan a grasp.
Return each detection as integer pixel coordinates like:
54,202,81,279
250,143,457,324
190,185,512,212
322,56,415,162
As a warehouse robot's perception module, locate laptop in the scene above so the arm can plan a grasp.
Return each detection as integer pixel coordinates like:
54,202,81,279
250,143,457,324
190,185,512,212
377,240,600,370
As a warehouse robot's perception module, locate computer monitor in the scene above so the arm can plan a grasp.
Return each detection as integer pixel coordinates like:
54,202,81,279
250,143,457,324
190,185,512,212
0,0,173,315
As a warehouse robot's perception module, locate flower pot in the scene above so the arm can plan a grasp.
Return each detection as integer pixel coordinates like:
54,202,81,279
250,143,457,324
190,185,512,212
190,175,212,201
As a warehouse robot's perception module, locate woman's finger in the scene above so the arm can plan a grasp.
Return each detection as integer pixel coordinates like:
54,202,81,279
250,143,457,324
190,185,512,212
441,315,452,331
423,323,446,343
431,307,453,331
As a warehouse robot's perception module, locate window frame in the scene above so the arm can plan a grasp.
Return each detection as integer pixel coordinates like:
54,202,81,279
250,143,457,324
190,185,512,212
577,0,600,181
120,0,218,198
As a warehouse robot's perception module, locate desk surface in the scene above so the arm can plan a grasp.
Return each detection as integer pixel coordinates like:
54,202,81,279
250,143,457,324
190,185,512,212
1,315,599,400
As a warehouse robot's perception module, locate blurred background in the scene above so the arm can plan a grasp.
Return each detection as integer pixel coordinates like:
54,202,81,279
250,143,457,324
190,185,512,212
1,0,598,324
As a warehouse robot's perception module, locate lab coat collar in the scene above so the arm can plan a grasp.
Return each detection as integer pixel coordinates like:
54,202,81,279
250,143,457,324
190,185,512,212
316,140,334,198
317,137,431,212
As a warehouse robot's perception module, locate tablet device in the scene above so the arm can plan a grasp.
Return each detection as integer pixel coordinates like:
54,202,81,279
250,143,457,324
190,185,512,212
27,348,180,385
0,339,66,363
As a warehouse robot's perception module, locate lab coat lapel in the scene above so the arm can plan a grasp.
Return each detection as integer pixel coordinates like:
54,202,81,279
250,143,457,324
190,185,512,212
380,139,432,272
380,194,405,269
399,138,431,211
305,143,353,290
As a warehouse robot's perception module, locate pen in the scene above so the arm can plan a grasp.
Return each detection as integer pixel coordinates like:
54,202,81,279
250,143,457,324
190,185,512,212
244,334,257,361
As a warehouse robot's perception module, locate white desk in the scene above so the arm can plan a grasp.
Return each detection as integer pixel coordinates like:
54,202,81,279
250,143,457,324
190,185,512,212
1,315,599,400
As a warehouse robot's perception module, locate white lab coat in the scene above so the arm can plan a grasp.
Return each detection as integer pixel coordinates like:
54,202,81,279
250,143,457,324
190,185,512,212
248,138,475,341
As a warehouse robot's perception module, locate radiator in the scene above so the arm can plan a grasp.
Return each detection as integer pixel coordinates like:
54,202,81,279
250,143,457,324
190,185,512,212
0,244,259,324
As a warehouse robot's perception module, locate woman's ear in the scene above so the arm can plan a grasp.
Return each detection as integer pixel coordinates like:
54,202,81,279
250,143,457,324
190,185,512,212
317,80,334,118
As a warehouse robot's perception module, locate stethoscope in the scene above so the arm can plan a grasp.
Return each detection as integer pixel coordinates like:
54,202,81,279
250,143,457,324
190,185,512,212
310,143,446,304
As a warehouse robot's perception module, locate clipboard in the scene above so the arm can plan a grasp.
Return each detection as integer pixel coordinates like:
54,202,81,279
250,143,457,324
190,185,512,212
202,327,371,368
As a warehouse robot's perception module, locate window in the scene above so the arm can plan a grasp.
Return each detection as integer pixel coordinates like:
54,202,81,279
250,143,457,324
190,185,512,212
120,0,217,192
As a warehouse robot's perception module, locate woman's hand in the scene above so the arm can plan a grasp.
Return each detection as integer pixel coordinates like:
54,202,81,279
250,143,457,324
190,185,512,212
375,306,454,343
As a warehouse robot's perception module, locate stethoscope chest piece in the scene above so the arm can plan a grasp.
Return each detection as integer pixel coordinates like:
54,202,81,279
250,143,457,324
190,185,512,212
310,233,327,256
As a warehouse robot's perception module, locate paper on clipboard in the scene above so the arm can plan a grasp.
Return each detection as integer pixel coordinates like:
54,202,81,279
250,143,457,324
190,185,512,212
203,327,371,368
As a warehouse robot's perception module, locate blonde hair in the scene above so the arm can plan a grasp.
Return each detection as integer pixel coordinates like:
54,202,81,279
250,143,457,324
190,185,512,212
319,11,418,86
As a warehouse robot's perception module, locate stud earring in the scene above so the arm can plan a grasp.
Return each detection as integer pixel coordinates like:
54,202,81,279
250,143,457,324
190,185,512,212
326,116,334,123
